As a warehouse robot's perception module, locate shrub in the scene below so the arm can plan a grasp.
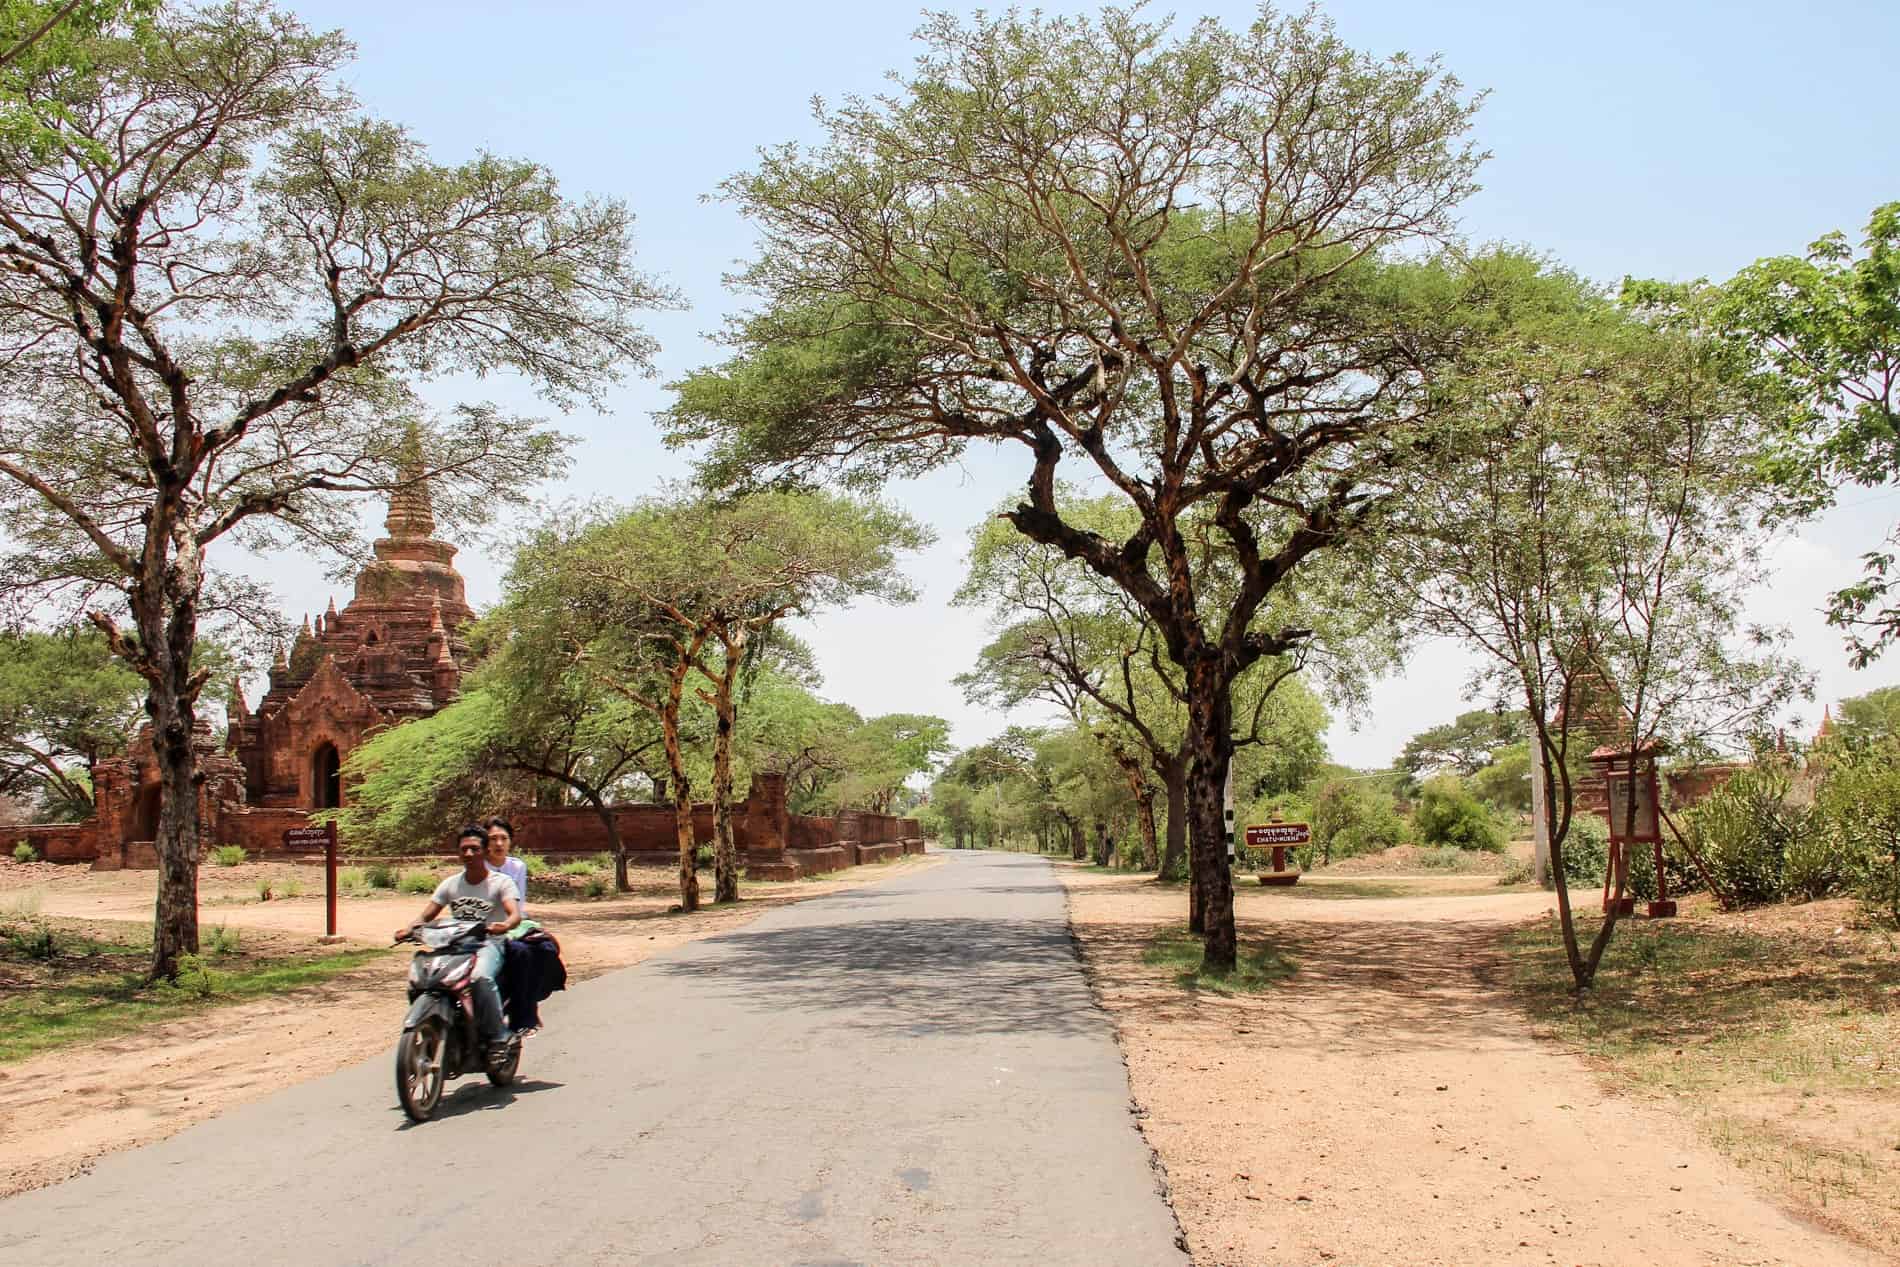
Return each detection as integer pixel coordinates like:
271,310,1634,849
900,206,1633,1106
212,844,247,867
558,859,597,877
693,843,714,870
519,852,550,878
12,841,36,863
1813,737,1900,922
1558,813,1609,886
1415,776,1505,852
280,878,304,899
1416,846,1468,870
255,878,273,902
365,863,397,890
398,870,436,894
1308,780,1405,865
1683,761,1806,907
167,952,215,998
1498,856,1535,886
584,876,608,898
205,923,242,956
590,852,615,872
337,866,366,893
5,919,59,959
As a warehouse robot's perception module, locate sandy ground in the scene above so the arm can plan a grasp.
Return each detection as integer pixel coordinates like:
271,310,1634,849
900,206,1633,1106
0,854,938,1197
1060,867,1886,1267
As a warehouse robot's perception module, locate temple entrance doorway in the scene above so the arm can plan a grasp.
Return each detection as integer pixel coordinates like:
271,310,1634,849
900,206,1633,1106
312,742,342,810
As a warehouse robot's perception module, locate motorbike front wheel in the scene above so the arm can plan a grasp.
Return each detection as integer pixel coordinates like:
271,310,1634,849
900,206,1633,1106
396,1019,446,1122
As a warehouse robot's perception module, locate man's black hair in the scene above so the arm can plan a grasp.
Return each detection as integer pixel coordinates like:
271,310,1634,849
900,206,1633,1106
457,824,488,847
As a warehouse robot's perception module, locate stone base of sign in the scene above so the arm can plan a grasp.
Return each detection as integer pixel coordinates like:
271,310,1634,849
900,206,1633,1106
318,934,347,945
1258,872,1300,887
1645,900,1678,918
1604,896,1637,917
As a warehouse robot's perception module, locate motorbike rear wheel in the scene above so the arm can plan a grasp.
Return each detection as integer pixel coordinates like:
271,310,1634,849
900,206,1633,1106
486,1037,520,1088
397,1019,446,1122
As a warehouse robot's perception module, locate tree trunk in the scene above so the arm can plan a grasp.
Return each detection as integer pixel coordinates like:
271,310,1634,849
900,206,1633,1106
131,566,205,982
1157,750,1187,884
1069,818,1085,860
1185,662,1237,971
662,661,699,912
587,790,628,894
709,638,742,905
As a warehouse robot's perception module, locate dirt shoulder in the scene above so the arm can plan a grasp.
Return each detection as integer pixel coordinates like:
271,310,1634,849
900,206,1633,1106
0,854,938,1197
1060,865,1882,1267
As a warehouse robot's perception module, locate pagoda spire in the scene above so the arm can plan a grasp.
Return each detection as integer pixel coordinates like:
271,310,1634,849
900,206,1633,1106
383,421,436,540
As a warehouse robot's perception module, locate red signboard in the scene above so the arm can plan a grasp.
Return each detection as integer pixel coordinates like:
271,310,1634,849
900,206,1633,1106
1244,823,1310,847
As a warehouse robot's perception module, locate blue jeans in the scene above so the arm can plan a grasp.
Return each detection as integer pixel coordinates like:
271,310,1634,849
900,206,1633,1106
470,939,506,1043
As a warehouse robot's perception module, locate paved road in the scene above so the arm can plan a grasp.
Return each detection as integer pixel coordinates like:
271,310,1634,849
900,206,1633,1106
2,851,1185,1266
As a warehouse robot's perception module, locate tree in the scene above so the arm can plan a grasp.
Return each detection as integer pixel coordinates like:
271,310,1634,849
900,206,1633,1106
1835,685,1900,741
954,489,1357,907
664,6,1485,969
0,626,144,817
520,492,924,909
0,0,154,155
1663,203,1899,665
1382,269,1808,988
334,596,666,891
824,713,953,814
1398,709,1526,782
0,3,665,976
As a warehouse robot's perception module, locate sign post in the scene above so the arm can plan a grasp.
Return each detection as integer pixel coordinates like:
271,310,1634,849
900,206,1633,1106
283,822,342,942
1586,743,1670,918
1244,822,1310,887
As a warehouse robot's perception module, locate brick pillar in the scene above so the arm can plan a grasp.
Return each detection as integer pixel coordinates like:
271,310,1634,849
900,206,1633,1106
835,809,864,865
742,772,796,879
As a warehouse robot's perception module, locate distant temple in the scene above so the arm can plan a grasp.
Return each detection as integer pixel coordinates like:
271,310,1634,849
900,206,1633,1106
17,472,476,868
227,473,473,809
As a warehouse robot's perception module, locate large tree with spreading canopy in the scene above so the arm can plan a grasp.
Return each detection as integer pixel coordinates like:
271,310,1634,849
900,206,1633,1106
0,0,666,976
664,4,1486,967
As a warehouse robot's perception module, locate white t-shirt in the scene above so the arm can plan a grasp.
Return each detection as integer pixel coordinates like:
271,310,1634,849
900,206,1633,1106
494,855,529,914
430,869,519,925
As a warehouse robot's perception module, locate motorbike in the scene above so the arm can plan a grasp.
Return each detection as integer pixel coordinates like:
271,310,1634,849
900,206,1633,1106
393,918,522,1123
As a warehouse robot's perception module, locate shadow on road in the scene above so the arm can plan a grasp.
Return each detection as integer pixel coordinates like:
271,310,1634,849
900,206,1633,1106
395,1078,565,1128
655,916,1098,1037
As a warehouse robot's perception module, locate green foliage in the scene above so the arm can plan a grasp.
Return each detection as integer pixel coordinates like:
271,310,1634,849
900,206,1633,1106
1308,779,1405,865
518,853,549,878
212,845,246,867
204,924,241,957
1471,743,1533,813
364,864,397,890
1682,762,1810,907
583,876,608,899
397,871,435,895
5,919,58,959
558,859,598,877
1414,776,1505,852
336,867,365,894
1813,737,1900,922
11,841,34,863
1559,813,1610,886
164,953,215,999
1654,204,1900,664
1833,686,1900,741
0,628,149,818
1399,710,1525,781
1498,856,1535,886
254,878,272,902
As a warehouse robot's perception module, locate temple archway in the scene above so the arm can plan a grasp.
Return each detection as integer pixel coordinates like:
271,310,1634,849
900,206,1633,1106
311,742,342,810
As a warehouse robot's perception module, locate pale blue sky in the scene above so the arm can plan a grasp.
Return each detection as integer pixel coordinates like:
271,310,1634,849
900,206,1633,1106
253,0,1900,765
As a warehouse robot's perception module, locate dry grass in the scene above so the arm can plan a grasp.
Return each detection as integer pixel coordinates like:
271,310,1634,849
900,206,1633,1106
1502,901,1900,1254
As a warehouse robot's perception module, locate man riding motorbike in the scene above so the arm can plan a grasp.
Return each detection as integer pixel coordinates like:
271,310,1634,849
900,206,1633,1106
395,825,521,1056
